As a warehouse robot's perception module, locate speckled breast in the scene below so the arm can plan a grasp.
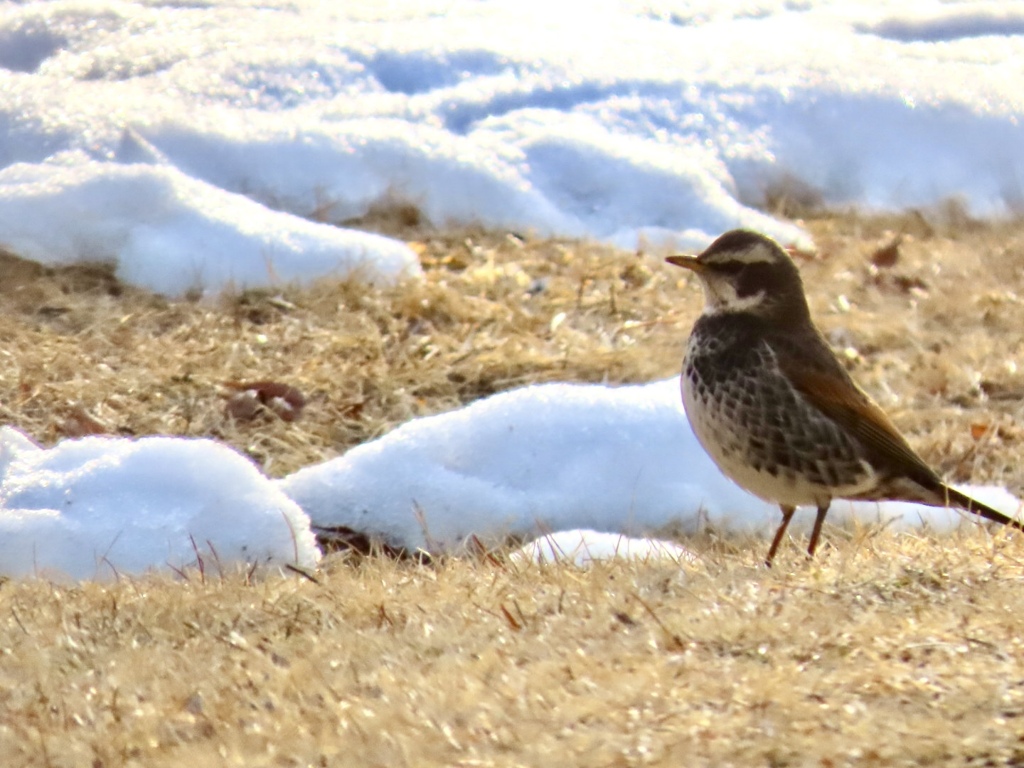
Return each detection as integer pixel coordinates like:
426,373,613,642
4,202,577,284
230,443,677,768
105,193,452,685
681,319,876,507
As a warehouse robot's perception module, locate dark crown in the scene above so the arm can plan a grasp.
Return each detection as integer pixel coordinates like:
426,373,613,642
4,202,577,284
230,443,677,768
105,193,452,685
698,229,810,322
701,229,781,260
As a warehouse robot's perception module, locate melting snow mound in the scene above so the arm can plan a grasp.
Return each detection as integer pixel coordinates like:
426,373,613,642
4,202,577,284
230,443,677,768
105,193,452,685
279,379,1024,555
0,157,421,297
0,428,319,580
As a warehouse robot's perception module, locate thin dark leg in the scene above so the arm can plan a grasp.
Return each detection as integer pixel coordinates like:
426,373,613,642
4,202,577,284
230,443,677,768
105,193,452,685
806,502,830,558
765,505,796,568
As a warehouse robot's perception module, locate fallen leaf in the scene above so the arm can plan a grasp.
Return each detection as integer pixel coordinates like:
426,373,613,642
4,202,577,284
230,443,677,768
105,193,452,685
871,234,903,268
223,380,306,422
60,404,109,437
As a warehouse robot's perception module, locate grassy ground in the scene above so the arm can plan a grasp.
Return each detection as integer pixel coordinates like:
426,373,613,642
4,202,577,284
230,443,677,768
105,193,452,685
1,210,1024,765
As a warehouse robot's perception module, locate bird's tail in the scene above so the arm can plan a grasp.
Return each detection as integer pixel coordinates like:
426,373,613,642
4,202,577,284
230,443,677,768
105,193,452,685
942,484,1024,532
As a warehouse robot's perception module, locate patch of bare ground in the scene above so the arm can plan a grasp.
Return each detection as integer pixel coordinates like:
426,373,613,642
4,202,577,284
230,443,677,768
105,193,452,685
1,211,1024,764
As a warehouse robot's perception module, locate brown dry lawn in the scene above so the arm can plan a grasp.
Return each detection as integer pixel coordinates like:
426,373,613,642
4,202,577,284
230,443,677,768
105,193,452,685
1,210,1024,765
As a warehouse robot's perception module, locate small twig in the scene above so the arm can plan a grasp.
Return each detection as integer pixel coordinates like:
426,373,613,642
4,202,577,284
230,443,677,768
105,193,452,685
245,559,260,586
412,500,440,554
188,534,205,584
10,607,29,636
284,563,320,584
499,604,522,631
467,534,505,569
630,592,686,651
205,539,225,580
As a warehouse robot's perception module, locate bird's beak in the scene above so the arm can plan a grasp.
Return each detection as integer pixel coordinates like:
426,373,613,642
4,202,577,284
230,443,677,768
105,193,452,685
666,254,703,272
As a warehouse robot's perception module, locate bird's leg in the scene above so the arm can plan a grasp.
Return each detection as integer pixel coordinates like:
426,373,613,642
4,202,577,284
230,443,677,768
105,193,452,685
765,505,796,567
806,502,830,558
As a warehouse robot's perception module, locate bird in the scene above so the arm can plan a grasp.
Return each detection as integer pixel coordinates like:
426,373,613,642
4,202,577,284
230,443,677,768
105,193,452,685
666,228,1024,566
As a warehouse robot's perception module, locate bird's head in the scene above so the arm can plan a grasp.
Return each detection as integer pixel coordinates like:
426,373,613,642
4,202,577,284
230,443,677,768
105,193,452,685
666,229,811,324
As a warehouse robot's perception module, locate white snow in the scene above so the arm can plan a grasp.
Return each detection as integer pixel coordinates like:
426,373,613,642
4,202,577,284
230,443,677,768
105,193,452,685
0,1,1022,578
0,427,319,580
279,379,1023,555
512,529,696,568
0,376,1013,581
0,154,421,296
4,1,1024,289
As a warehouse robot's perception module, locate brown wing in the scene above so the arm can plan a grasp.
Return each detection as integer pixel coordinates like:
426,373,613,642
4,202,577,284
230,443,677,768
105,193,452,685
774,333,1024,531
776,360,940,485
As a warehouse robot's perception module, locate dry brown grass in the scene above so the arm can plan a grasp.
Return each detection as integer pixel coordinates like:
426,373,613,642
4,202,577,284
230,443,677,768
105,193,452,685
3,536,1024,766
2,211,1024,764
